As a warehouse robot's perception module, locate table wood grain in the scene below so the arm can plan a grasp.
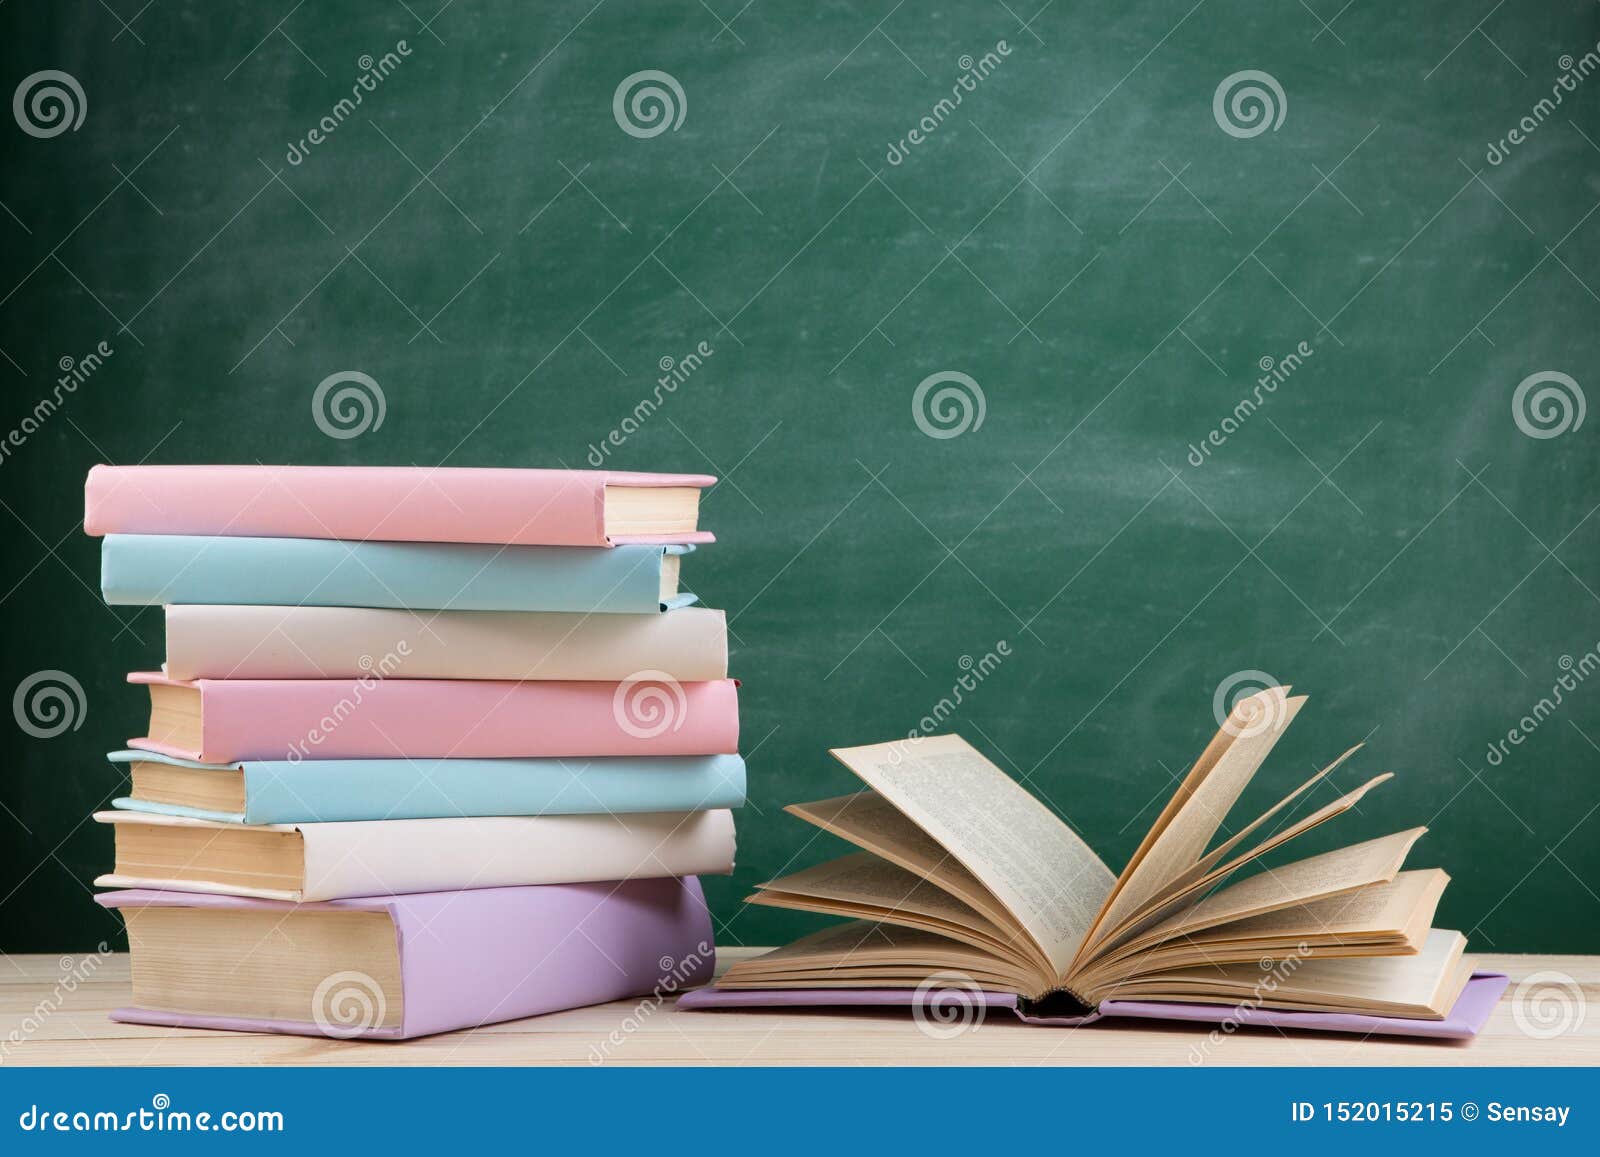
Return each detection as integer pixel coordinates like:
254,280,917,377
3,950,1596,1066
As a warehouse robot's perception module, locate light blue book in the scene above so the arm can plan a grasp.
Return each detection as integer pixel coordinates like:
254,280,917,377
108,749,746,824
100,534,696,612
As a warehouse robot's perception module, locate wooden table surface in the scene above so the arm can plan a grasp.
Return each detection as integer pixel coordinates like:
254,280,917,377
4,949,1596,1066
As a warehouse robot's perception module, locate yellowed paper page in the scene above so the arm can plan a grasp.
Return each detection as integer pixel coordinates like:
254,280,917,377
830,735,1115,977
786,791,1017,932
1082,689,1304,957
1141,828,1427,945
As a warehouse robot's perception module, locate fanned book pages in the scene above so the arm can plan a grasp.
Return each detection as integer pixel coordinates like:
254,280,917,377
126,672,740,762
683,687,1504,1038
101,535,696,613
83,464,715,546
92,808,736,901
107,749,747,824
161,605,728,681
97,879,715,1040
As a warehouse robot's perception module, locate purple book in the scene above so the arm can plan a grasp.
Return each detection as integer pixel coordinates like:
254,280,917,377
677,974,1508,1040
98,880,714,1040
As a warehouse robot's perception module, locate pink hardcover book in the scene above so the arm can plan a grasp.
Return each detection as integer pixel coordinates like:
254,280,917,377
83,464,716,546
128,671,740,762
98,881,715,1040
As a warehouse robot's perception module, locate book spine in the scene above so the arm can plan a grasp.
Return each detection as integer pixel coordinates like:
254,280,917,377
298,810,737,900
159,676,739,762
85,464,610,546
394,878,716,1039
232,754,747,822
164,604,728,680
102,534,675,613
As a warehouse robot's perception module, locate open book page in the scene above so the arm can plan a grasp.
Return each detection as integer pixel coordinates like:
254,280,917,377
786,792,1020,933
1203,869,1447,945
1106,929,1471,1017
1130,828,1427,949
1089,772,1397,958
1080,689,1305,960
750,851,1051,975
1079,871,1448,987
831,735,1116,979
719,919,1036,992
1191,744,1363,875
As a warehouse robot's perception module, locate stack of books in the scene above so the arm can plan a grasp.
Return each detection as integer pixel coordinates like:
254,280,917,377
82,465,741,1040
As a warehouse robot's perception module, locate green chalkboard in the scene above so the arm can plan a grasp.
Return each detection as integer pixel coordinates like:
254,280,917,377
2,1,1598,957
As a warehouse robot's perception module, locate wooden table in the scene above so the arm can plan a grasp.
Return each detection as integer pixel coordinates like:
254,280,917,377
4,950,1596,1066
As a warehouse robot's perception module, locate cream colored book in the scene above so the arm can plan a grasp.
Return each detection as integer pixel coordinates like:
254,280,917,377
162,604,728,680
92,808,736,901
719,687,1474,1020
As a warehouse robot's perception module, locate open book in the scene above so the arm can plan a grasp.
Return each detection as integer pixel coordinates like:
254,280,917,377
705,687,1479,1022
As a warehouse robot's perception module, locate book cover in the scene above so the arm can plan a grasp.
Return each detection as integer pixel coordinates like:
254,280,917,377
108,748,747,823
163,604,728,681
675,975,1509,1040
98,880,715,1040
93,808,737,900
102,534,695,613
83,464,715,546
127,672,740,762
